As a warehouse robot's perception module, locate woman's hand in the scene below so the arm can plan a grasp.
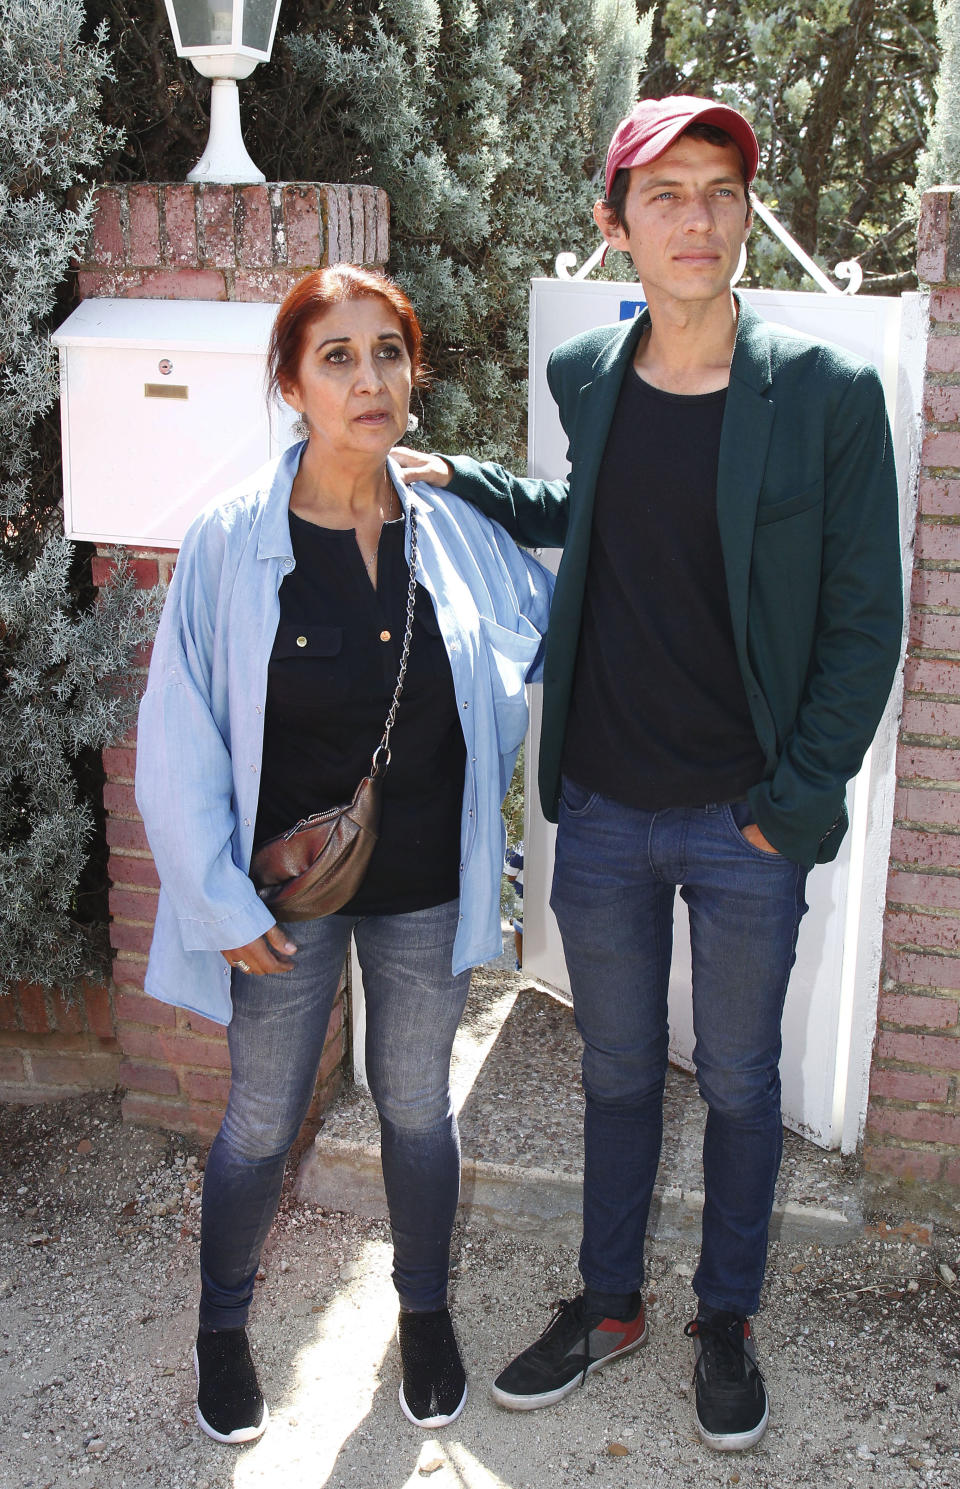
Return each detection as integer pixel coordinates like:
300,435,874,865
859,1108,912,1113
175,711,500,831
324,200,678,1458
222,925,298,975
391,445,454,487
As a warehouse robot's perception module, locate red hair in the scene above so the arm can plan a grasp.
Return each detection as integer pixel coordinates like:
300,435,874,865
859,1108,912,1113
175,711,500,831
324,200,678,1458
267,266,428,402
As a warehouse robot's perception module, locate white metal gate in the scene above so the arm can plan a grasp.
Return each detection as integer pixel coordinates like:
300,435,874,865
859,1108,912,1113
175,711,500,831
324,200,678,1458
520,280,924,1151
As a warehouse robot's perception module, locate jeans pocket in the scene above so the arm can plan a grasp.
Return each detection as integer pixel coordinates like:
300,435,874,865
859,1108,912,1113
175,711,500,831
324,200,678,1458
559,775,600,818
724,803,784,861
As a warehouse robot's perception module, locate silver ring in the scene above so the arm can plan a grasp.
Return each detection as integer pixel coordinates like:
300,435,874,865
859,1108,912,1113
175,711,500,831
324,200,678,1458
234,959,251,973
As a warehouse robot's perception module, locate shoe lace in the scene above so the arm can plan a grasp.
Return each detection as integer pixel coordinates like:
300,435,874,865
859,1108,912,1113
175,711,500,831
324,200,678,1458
684,1316,763,1389
542,1295,600,1386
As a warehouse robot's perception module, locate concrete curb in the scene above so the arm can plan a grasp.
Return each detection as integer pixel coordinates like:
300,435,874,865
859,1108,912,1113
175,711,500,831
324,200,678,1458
295,1137,862,1249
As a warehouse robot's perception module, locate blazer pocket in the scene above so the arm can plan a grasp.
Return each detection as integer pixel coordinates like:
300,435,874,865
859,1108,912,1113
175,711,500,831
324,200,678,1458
755,481,823,527
479,614,540,753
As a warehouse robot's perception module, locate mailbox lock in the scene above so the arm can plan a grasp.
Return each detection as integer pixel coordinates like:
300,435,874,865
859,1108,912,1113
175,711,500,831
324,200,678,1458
158,358,174,376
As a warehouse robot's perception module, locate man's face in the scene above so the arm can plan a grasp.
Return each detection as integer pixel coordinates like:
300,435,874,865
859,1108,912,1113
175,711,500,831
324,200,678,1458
594,135,752,308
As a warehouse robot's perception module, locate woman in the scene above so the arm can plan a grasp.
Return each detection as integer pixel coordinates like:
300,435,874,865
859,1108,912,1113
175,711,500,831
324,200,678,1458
135,266,552,1443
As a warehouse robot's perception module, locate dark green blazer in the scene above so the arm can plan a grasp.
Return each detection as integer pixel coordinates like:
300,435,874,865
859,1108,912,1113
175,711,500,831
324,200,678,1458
444,297,903,867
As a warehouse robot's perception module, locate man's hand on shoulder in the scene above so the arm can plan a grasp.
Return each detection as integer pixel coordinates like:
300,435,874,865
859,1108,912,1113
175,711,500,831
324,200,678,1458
392,446,454,487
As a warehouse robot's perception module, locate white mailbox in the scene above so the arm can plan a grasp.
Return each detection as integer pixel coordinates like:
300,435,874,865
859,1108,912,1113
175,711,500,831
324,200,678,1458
52,298,294,548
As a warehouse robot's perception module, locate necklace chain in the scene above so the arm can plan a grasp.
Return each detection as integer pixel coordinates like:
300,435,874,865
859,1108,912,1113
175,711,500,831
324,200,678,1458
360,475,398,572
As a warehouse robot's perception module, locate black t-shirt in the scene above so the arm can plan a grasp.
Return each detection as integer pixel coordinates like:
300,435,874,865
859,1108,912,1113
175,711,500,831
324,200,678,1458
561,368,765,810
254,512,465,914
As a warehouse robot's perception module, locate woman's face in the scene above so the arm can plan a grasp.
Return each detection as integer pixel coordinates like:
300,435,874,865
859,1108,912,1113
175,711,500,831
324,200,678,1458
283,297,413,461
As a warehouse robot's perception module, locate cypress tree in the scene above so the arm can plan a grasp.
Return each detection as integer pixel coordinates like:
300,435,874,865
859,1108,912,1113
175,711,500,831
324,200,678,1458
917,0,960,195
0,0,160,994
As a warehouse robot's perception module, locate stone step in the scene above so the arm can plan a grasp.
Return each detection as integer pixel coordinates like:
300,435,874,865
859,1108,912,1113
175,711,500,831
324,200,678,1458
296,954,863,1247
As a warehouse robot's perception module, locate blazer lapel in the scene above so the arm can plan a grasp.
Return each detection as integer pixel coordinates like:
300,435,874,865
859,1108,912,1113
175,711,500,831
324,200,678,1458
567,311,649,541
716,298,775,656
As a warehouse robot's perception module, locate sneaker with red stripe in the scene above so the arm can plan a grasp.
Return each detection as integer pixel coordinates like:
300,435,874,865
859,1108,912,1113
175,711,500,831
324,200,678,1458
491,1293,648,1410
684,1311,769,1451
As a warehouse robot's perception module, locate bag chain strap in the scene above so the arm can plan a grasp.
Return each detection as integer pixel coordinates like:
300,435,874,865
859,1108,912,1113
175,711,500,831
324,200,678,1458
370,506,418,777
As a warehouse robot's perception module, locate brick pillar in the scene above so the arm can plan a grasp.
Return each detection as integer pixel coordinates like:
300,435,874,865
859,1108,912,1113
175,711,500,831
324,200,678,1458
865,187,960,1188
76,182,388,1138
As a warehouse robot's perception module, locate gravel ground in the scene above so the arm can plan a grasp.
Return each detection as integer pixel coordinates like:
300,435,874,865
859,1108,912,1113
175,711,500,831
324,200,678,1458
2,1089,960,1489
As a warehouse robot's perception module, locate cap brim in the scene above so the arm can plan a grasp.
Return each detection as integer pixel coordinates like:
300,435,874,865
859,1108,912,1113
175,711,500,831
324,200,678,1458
605,99,759,198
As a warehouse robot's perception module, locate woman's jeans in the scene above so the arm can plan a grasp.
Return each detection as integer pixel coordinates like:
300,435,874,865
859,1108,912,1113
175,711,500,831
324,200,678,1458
199,899,470,1330
551,780,808,1318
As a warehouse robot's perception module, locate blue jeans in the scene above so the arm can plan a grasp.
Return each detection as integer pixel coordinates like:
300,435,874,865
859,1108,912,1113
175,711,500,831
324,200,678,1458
199,900,471,1329
550,780,808,1317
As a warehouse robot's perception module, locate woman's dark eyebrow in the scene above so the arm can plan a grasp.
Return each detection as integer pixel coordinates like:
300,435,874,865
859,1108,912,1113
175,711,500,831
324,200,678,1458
315,331,404,349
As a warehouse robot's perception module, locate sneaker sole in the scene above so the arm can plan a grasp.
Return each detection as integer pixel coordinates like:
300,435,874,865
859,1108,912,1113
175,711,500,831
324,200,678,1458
399,1380,468,1429
490,1319,648,1411
193,1345,269,1444
695,1396,769,1453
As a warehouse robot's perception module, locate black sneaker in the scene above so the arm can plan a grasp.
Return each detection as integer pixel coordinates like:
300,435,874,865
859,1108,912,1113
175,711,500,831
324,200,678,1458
397,1308,468,1427
194,1328,269,1444
684,1311,768,1451
491,1293,648,1411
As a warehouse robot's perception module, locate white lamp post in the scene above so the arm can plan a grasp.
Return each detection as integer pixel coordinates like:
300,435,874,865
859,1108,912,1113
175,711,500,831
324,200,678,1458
164,1,283,185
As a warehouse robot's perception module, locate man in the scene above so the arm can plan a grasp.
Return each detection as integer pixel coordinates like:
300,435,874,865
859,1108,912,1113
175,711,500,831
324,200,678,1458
395,95,902,1451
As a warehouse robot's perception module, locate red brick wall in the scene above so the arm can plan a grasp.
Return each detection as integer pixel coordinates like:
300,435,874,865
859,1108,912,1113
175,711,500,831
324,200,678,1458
1,179,382,1134
0,983,120,1102
77,182,389,301
865,187,960,1188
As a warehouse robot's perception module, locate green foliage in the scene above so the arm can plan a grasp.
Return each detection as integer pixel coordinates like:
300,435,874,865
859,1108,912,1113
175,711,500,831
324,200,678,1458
500,744,524,915
0,544,159,992
0,0,161,993
0,0,121,547
283,0,648,460
917,0,960,195
87,0,647,465
637,0,938,293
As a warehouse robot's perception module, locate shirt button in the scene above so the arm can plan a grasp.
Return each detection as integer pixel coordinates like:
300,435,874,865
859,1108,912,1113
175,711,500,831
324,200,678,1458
380,630,391,642
462,701,469,709
296,635,307,648
244,818,251,827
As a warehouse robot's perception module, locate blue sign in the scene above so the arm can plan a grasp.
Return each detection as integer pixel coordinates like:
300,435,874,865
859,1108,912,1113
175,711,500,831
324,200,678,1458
619,299,647,320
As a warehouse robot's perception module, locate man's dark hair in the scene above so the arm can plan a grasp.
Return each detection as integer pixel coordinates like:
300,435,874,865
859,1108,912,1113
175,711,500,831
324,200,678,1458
602,122,750,234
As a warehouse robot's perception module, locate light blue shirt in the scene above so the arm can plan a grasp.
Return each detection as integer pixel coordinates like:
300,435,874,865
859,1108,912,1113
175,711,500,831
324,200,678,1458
135,444,554,1024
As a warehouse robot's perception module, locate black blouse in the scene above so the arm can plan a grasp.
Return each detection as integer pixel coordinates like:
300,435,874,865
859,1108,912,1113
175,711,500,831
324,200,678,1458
254,512,465,915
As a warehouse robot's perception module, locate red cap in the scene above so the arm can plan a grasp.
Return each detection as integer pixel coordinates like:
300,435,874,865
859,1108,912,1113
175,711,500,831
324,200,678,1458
604,95,759,199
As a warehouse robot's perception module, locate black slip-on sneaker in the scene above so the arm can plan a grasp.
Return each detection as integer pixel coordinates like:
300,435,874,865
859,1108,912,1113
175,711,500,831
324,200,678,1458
194,1327,268,1444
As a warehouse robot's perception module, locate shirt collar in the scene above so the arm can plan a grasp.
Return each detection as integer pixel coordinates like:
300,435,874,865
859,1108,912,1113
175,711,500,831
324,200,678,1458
256,441,304,561
258,446,426,562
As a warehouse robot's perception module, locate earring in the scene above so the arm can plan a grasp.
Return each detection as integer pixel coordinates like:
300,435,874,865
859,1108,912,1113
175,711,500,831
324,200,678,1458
407,390,425,435
292,412,309,441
